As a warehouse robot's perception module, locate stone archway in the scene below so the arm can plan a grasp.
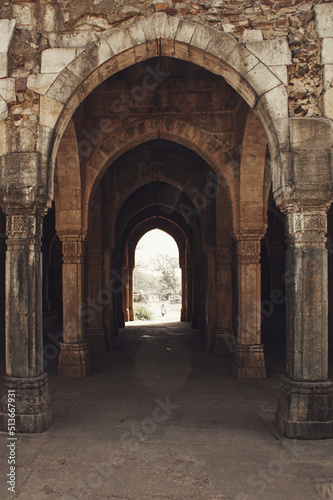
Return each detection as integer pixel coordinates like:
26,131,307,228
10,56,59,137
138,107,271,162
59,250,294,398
38,13,289,201
1,12,332,441
124,219,188,324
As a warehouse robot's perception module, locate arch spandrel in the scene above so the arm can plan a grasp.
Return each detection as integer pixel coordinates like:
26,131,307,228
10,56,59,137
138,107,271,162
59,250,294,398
44,13,289,200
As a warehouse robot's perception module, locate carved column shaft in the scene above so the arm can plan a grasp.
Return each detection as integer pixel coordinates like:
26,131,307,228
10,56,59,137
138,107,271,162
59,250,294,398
58,235,90,377
191,262,201,330
122,265,129,323
285,209,328,380
86,248,106,352
0,208,52,432
180,264,187,322
275,206,333,439
233,237,266,379
128,266,134,321
5,213,43,376
186,264,193,322
215,248,234,353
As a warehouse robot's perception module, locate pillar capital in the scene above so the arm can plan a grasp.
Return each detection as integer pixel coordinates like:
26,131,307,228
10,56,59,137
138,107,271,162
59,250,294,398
0,153,52,215
58,233,86,264
236,239,261,265
283,205,328,246
6,212,43,248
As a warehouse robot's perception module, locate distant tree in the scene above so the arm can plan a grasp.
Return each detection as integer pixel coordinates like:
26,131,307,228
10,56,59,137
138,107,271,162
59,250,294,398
133,268,158,295
150,253,180,294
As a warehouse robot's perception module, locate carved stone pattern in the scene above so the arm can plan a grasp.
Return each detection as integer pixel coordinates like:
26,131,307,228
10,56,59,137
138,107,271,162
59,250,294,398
287,212,327,245
293,213,327,232
63,242,76,255
62,240,85,263
6,215,40,244
237,240,261,264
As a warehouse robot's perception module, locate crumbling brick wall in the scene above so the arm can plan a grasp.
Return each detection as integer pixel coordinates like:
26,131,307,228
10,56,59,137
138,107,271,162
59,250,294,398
0,0,331,124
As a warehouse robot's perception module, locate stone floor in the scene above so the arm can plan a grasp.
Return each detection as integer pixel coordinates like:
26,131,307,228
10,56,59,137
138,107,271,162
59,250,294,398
0,322,333,500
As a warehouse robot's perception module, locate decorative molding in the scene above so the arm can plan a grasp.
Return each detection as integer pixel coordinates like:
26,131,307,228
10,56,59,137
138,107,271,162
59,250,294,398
6,213,42,246
285,209,327,245
236,239,261,264
60,237,85,264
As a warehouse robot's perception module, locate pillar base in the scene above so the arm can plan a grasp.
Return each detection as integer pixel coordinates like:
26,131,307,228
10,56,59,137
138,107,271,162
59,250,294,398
275,376,333,439
214,328,235,354
58,342,91,377
233,343,266,379
0,373,52,433
86,327,106,353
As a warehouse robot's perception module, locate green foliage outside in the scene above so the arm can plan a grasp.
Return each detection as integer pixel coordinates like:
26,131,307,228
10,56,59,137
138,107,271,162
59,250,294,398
134,304,154,321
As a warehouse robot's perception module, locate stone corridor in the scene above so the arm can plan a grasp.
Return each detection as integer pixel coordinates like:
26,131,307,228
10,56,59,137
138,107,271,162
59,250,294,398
0,321,332,499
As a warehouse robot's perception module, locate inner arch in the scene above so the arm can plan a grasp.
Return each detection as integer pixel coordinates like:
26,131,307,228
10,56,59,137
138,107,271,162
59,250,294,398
133,229,182,323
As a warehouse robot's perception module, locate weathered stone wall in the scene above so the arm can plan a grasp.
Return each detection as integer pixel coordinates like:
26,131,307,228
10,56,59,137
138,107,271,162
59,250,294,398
0,0,332,138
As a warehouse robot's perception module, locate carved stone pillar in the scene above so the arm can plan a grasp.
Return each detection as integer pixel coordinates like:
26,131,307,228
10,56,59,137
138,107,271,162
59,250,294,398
115,260,125,328
85,248,106,353
180,264,187,321
275,206,333,438
215,248,234,353
122,265,129,323
186,264,193,322
128,266,134,321
0,207,52,432
233,237,266,379
58,235,91,377
191,262,201,329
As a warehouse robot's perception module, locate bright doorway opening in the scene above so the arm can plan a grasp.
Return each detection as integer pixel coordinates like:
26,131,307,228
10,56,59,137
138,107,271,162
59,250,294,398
132,229,182,323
